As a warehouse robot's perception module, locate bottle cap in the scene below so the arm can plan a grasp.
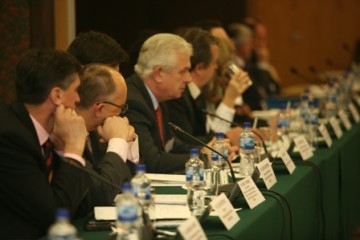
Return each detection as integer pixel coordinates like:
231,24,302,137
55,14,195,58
55,208,69,220
121,182,132,192
189,148,199,156
136,164,146,172
243,122,251,128
214,132,225,139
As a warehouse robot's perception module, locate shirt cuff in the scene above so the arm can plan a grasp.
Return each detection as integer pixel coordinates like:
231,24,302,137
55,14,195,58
107,138,128,163
127,135,140,164
62,152,86,167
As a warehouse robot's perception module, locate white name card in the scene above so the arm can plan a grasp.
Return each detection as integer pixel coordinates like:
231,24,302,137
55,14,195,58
330,117,343,139
349,103,360,123
257,158,277,189
318,124,332,147
279,149,296,174
293,135,314,160
178,216,207,240
210,193,240,230
338,109,352,130
238,176,265,209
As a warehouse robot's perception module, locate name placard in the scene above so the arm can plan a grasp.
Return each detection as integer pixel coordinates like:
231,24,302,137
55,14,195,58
210,193,240,230
279,149,296,174
178,216,207,240
238,176,265,209
318,124,332,147
257,158,277,189
349,103,360,123
330,117,343,139
293,135,314,160
338,109,352,130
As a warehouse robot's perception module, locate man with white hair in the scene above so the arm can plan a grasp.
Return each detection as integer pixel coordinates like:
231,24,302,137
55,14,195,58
125,33,194,173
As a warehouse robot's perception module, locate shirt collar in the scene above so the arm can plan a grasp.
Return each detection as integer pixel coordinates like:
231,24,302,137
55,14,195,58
29,114,49,146
144,83,159,110
187,82,201,100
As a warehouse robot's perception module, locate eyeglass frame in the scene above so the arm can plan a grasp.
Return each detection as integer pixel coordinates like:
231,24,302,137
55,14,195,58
97,101,128,114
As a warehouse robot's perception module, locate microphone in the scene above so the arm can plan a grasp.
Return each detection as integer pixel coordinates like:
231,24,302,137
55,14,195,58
168,122,237,183
202,110,274,163
60,156,120,190
289,67,320,84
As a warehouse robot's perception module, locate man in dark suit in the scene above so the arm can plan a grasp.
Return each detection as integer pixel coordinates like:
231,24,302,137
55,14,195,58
0,49,90,239
76,64,139,206
125,33,196,173
167,28,250,146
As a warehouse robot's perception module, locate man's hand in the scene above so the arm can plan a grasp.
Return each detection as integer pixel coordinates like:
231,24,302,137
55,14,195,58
97,116,131,142
52,105,88,155
223,70,252,108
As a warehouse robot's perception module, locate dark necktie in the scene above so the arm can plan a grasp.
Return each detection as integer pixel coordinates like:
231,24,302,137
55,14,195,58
155,106,165,147
43,139,54,182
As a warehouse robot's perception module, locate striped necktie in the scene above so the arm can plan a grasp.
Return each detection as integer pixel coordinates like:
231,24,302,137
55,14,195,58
43,139,54,182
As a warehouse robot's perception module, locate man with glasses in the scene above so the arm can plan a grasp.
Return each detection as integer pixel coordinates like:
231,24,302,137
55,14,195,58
76,64,139,208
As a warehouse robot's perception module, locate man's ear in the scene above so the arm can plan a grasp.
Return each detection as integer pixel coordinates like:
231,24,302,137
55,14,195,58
94,103,104,117
152,66,163,83
193,62,205,77
48,87,63,105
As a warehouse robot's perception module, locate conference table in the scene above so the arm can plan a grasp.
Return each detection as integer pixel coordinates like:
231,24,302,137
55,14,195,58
63,121,360,240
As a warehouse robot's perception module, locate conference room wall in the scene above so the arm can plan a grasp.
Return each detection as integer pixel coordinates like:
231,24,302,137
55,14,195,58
247,0,360,90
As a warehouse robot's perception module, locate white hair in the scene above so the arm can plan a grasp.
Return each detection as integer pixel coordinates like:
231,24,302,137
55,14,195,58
134,33,193,79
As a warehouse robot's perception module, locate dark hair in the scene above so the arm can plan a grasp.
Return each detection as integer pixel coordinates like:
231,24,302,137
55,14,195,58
176,27,219,71
194,19,224,32
77,64,116,108
15,49,82,104
67,31,128,66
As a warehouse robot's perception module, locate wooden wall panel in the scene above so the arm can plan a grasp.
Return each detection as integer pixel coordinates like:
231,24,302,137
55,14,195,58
247,0,360,89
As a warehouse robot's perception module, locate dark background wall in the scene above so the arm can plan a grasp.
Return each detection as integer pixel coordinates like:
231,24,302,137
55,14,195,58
75,0,247,77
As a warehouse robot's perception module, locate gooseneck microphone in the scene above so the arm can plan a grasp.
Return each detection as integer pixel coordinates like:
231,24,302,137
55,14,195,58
289,67,320,84
168,122,237,183
202,110,274,163
60,156,120,190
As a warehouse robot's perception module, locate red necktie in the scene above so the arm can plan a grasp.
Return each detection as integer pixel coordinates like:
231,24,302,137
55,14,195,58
43,139,54,182
155,106,165,147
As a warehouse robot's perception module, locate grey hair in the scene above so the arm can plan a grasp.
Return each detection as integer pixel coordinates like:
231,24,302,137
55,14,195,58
227,23,252,49
134,33,193,79
77,64,116,108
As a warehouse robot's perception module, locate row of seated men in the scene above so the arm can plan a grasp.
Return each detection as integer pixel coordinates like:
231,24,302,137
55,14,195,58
0,19,279,239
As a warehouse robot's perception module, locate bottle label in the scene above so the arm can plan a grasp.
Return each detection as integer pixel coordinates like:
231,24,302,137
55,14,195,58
118,205,137,222
133,185,151,201
186,167,194,182
211,151,219,161
240,137,254,150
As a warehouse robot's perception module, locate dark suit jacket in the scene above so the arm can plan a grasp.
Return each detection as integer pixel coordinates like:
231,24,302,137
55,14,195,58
0,101,91,239
82,131,133,207
166,86,213,144
125,74,190,173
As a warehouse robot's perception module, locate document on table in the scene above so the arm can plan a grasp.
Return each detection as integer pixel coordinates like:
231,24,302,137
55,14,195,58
146,173,186,186
96,194,191,221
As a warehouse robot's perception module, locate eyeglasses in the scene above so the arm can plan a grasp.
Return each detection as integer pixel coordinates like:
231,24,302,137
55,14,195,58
98,101,128,114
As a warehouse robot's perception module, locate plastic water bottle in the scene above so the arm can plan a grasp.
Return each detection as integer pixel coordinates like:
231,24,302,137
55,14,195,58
211,132,228,170
48,208,77,240
185,148,205,216
324,81,338,119
239,122,255,177
277,104,290,138
115,182,141,240
308,101,319,148
131,164,151,210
